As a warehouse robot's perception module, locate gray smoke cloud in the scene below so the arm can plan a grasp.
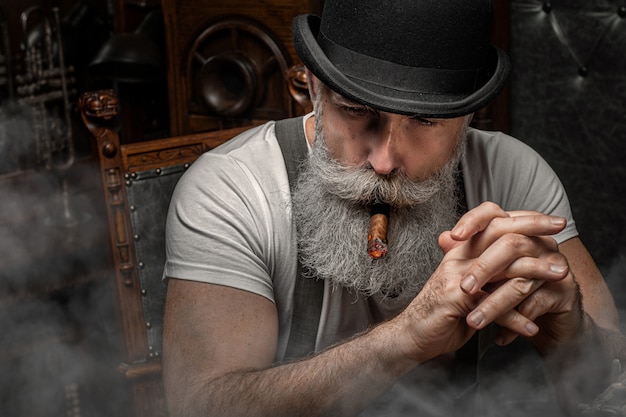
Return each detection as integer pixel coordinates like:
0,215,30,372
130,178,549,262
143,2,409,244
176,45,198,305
0,103,131,417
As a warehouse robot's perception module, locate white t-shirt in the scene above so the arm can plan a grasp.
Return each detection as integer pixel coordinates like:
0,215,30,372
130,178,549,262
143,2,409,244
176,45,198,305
164,117,577,361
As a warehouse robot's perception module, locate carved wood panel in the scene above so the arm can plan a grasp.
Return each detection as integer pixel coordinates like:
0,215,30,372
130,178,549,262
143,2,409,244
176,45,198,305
162,0,324,136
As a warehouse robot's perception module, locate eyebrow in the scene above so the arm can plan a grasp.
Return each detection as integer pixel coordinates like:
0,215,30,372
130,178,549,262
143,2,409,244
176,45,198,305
326,87,444,121
327,88,367,107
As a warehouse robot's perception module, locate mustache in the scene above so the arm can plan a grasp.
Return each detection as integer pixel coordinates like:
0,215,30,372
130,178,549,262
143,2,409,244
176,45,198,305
322,166,435,206
306,143,458,208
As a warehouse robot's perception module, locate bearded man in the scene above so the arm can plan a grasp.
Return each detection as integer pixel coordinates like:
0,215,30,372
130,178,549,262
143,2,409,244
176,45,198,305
161,1,624,416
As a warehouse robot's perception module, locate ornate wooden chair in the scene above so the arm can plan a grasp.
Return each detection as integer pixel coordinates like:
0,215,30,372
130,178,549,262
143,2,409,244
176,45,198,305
79,89,250,417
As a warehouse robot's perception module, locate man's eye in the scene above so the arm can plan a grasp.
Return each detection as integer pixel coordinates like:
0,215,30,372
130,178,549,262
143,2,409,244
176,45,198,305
411,116,435,126
343,106,370,117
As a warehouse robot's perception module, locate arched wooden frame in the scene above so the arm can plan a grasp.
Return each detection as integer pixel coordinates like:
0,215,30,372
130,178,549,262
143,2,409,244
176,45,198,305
182,16,294,133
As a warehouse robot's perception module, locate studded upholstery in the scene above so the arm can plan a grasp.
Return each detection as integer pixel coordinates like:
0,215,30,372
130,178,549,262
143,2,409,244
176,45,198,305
126,165,187,358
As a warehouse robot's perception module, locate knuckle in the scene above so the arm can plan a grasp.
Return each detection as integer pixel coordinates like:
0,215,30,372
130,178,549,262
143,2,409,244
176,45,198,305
501,233,527,251
438,260,468,289
509,277,535,295
480,201,500,212
471,258,492,277
530,291,549,308
489,216,506,229
544,251,566,265
531,213,546,223
440,258,462,273
517,294,541,318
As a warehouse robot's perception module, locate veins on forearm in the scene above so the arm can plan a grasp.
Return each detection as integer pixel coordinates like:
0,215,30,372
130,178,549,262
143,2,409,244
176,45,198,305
198,357,376,416
193,327,415,417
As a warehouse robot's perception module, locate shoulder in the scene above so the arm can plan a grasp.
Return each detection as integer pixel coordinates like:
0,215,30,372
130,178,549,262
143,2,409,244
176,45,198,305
176,121,288,197
197,121,282,169
463,128,554,186
165,121,298,302
462,128,577,242
465,128,543,164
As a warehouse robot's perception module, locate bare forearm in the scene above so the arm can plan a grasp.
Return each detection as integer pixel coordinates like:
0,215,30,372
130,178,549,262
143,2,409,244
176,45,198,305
542,315,626,415
168,323,418,417
201,353,384,417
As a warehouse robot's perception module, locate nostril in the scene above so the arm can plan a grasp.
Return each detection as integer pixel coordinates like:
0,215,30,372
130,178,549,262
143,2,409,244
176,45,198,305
383,169,399,179
369,162,397,176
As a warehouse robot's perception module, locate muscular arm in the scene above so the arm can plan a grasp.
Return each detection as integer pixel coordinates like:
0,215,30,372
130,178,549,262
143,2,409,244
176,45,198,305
559,237,620,332
554,238,626,407
162,278,419,417
162,210,573,416
163,203,625,416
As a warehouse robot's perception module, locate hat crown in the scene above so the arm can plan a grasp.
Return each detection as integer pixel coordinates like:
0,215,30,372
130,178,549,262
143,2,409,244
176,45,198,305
319,0,493,71
292,0,509,117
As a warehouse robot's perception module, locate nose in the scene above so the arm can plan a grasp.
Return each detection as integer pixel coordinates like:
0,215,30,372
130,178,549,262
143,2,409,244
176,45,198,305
367,118,401,176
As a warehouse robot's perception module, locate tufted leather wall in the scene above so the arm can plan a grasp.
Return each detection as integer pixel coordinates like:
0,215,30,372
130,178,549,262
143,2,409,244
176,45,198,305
509,1,626,292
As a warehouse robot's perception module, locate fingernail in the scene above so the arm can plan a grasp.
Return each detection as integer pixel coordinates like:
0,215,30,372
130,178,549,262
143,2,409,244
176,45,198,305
451,224,465,237
526,322,539,335
550,264,567,274
551,217,566,227
460,275,476,293
468,310,484,328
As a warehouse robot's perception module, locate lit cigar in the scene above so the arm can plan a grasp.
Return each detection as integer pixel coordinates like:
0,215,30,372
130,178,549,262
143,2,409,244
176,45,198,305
367,202,390,259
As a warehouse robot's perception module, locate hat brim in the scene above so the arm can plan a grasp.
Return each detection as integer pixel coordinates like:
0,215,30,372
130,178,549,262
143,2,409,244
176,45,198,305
293,14,511,118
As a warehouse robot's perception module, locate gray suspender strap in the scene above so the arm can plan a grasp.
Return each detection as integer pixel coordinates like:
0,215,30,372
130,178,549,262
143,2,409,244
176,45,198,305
274,117,308,192
274,117,325,360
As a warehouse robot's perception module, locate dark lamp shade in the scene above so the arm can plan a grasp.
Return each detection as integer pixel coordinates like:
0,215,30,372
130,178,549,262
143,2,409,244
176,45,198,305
88,10,164,83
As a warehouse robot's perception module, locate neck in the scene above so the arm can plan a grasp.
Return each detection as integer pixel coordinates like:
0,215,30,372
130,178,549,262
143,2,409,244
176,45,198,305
305,114,317,147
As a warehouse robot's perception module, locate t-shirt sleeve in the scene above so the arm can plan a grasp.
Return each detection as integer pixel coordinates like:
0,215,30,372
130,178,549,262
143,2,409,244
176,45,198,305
163,152,275,303
463,130,578,244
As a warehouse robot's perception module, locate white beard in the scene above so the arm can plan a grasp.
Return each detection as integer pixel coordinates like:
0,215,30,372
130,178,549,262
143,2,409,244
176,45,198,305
291,105,467,301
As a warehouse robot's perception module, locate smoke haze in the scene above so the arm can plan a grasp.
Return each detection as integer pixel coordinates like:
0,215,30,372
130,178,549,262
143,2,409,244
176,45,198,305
0,104,132,417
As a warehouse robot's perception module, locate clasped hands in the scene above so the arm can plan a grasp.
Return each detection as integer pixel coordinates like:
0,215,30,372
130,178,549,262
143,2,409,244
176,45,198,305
403,202,584,362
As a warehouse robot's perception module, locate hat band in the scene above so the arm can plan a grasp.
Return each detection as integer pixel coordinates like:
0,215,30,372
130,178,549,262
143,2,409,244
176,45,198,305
318,31,485,95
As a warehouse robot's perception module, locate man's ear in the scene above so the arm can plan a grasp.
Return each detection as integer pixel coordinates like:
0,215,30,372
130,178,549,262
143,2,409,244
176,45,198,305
305,68,319,103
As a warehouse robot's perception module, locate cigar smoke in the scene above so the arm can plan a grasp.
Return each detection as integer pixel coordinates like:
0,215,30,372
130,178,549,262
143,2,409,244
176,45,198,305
0,105,131,416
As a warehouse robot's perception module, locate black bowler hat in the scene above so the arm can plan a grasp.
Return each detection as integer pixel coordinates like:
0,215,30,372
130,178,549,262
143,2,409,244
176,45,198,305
293,0,510,117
